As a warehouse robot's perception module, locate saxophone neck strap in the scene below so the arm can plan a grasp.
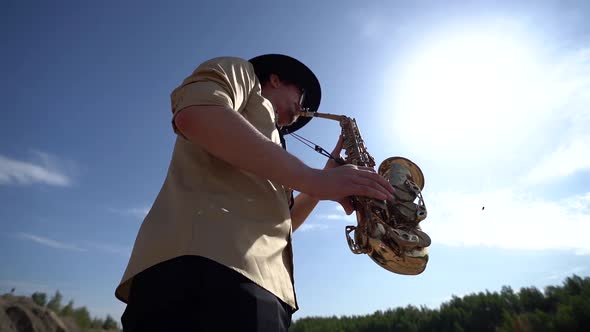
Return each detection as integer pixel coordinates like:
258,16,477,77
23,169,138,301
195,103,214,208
289,132,335,161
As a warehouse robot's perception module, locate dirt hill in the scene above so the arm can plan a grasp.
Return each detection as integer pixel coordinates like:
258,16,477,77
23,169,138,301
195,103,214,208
0,294,116,332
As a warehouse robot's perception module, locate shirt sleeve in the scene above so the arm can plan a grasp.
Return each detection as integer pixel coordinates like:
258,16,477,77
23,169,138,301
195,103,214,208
170,57,258,135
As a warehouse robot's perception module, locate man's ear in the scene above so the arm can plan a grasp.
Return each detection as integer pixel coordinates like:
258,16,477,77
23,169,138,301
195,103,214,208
269,74,281,88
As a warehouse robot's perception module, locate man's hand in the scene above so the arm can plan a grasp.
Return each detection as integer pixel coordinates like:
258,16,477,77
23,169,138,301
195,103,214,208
321,135,354,214
303,134,395,215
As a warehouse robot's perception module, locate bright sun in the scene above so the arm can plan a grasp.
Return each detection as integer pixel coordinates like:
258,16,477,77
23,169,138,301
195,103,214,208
390,31,543,158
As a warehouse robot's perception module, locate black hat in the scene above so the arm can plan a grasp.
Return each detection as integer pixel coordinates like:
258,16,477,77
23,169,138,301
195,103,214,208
249,54,321,134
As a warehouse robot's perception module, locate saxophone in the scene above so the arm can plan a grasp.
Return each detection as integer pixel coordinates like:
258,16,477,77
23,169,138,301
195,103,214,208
299,111,431,275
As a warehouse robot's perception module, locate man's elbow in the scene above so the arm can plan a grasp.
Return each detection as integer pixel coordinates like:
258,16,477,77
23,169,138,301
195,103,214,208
173,108,191,138
173,105,231,142
173,106,211,139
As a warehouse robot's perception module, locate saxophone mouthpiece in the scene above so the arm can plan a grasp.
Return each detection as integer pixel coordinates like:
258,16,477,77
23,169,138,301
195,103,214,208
299,111,316,117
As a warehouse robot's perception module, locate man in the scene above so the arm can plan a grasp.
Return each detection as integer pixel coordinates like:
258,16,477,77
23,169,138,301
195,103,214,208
116,54,395,331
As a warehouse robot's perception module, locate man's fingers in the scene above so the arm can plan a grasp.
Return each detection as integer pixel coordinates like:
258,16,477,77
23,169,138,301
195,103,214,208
337,197,354,215
319,163,396,202
350,178,392,201
331,135,344,156
354,170,395,196
358,166,377,173
347,175,391,199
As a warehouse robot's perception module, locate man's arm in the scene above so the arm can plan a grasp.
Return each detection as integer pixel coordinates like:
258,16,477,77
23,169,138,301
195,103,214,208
174,105,395,204
290,193,320,232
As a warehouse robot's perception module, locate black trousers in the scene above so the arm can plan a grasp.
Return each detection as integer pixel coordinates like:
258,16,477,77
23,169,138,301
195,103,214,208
121,255,293,332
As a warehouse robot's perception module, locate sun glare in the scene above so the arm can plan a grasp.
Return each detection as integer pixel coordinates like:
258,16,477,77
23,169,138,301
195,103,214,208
390,30,543,159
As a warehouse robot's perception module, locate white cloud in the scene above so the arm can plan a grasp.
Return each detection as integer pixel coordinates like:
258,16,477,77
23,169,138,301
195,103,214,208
84,241,131,256
0,152,72,186
298,223,329,232
300,205,357,232
16,233,129,256
18,233,86,252
108,206,150,219
524,136,590,184
423,190,590,252
562,192,590,211
317,213,356,222
315,205,356,223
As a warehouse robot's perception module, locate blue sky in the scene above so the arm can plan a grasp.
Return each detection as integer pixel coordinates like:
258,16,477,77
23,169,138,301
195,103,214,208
2,0,589,322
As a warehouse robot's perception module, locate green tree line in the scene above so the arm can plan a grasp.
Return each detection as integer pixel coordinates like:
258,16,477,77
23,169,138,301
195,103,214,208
290,274,590,332
30,290,119,331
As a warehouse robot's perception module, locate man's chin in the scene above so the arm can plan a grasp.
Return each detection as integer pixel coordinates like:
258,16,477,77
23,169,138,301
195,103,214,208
288,114,299,125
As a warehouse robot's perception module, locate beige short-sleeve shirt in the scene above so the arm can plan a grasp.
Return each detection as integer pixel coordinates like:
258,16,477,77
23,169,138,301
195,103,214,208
115,57,297,310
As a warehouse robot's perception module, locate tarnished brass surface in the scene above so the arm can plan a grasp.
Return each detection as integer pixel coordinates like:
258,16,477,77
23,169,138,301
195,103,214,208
300,111,430,275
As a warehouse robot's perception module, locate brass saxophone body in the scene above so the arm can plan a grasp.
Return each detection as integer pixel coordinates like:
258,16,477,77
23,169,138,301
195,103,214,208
299,111,430,275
